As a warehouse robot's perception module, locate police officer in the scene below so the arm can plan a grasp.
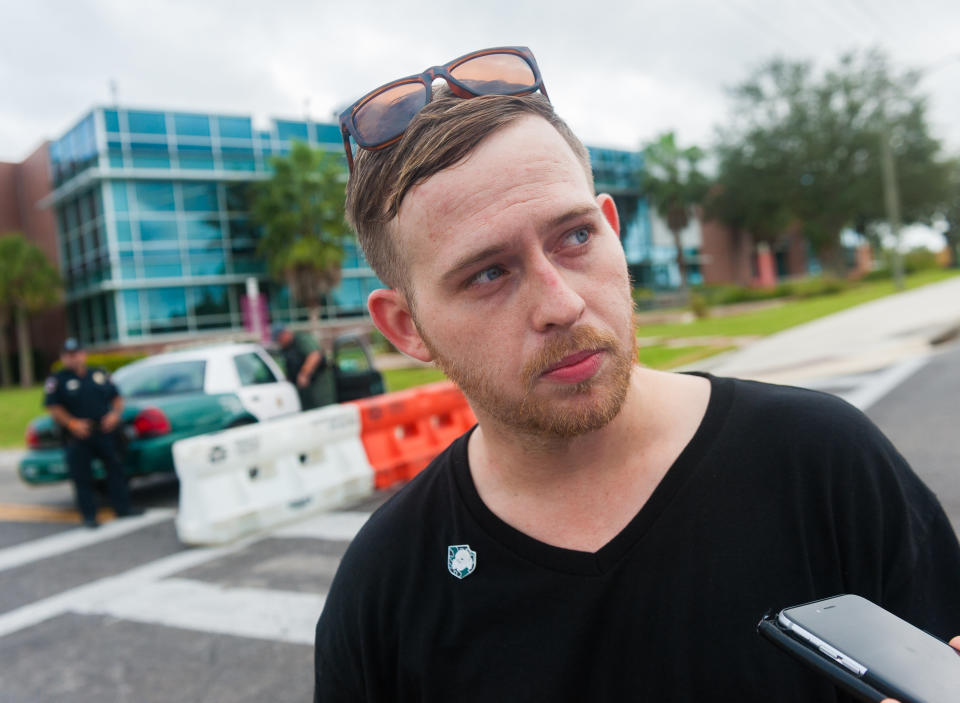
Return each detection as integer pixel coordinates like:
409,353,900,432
273,324,331,410
43,338,137,528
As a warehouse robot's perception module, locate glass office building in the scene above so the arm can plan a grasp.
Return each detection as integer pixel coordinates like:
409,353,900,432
47,108,661,348
46,107,381,348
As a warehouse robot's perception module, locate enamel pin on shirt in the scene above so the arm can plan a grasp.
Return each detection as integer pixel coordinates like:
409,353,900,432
447,545,477,579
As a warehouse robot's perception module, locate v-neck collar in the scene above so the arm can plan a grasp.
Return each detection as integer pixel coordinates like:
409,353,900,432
452,373,735,576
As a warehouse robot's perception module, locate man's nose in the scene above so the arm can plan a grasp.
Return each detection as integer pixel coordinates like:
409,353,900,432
527,258,585,332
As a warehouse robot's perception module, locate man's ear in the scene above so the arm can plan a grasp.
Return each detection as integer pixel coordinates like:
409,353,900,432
367,289,433,362
597,193,620,239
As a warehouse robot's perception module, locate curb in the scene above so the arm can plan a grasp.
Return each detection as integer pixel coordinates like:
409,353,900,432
929,320,960,347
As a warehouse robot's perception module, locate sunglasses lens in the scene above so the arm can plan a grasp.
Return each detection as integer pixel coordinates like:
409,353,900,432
353,81,428,146
450,52,537,95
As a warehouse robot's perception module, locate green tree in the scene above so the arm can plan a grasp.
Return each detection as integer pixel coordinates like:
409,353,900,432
640,132,709,291
0,233,62,387
250,141,353,322
709,49,953,273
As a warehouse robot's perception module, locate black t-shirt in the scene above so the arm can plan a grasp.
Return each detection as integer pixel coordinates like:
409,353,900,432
314,375,960,702
43,367,119,423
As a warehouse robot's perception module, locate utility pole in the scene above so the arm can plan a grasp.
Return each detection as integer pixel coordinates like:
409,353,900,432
879,122,905,290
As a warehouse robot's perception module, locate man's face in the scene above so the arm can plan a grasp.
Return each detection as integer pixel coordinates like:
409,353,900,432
278,330,293,347
61,350,86,373
391,116,636,438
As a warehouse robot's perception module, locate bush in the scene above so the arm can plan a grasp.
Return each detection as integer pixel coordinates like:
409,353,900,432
631,287,656,310
903,248,940,274
689,292,711,319
50,352,148,374
784,276,850,298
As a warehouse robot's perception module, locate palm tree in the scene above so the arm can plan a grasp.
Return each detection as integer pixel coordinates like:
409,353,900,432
640,132,709,292
251,142,353,323
0,233,62,387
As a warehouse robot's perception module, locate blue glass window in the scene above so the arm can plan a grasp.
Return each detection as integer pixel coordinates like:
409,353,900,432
104,110,120,133
315,123,341,144
225,184,249,211
176,144,214,170
139,220,179,242
187,250,226,275
118,253,138,280
217,116,252,140
134,182,176,211
130,142,170,168
228,218,257,240
181,182,218,211
127,110,167,135
184,218,221,241
114,218,133,243
107,140,124,168
174,113,211,137
277,120,309,142
189,285,229,317
121,290,141,324
221,147,255,171
142,251,183,278
333,278,364,309
145,287,188,328
110,182,129,212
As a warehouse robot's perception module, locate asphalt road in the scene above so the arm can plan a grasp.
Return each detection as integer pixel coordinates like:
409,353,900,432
0,341,957,702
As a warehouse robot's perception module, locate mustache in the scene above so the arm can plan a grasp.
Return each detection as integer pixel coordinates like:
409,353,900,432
521,326,621,384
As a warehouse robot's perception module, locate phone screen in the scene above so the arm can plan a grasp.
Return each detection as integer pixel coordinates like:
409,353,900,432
779,594,960,703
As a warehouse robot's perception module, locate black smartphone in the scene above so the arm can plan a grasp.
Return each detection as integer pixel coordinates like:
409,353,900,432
758,594,960,703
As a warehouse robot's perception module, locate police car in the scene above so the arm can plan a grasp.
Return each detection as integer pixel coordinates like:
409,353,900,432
19,343,300,485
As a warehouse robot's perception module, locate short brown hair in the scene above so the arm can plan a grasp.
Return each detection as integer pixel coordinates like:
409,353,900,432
345,91,594,292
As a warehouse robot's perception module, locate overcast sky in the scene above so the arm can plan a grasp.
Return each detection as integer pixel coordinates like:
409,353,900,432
3,0,960,166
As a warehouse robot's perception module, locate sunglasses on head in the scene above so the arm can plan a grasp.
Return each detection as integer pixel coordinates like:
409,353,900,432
339,46,549,174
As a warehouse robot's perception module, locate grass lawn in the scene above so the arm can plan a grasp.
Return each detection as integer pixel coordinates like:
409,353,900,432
382,366,448,392
0,386,44,448
636,269,959,340
637,345,735,369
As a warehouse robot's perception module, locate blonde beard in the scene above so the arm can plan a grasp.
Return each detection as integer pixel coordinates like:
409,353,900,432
421,324,636,439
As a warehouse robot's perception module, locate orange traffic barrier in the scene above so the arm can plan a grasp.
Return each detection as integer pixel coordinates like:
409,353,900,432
351,381,476,490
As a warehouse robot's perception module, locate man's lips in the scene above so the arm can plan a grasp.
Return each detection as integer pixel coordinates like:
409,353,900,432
541,349,604,383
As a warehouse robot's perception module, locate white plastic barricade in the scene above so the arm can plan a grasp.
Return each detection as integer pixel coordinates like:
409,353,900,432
173,403,374,545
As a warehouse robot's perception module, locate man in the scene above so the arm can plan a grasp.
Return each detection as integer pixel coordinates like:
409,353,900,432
315,47,960,701
273,324,330,410
44,338,136,528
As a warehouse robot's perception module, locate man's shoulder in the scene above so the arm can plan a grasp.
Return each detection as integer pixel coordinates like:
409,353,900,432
723,375,868,432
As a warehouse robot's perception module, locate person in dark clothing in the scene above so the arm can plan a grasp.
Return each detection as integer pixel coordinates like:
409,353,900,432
315,47,960,701
273,325,329,410
44,338,137,528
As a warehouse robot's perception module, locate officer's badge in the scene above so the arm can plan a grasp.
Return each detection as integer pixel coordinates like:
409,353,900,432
43,377,57,393
93,371,106,384
66,379,80,391
447,544,477,580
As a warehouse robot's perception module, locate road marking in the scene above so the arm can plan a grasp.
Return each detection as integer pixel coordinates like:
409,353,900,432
0,509,176,573
834,356,930,410
271,510,371,541
0,530,260,638
76,578,324,645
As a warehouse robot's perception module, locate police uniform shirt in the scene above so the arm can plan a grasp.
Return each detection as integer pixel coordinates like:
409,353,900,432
43,367,119,422
281,332,324,382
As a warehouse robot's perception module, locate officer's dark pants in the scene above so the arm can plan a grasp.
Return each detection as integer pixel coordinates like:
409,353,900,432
65,431,132,522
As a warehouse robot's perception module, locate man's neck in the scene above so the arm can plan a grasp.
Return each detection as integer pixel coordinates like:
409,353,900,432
466,367,710,552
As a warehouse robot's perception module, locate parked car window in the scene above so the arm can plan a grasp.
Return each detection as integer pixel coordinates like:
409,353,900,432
234,352,278,386
113,360,206,397
336,339,373,372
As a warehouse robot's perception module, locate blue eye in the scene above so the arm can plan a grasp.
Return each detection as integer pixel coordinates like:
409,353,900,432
568,228,590,245
471,266,504,285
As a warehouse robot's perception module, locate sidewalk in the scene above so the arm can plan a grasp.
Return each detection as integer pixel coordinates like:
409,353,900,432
685,275,960,384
